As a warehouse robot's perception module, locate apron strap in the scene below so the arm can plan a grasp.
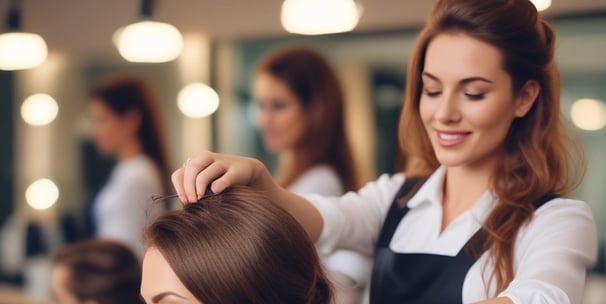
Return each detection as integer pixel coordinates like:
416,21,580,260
375,177,427,248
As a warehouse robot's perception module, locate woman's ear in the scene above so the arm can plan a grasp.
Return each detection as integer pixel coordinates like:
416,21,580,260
515,80,540,118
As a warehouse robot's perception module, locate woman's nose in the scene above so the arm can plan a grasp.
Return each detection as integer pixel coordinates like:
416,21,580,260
434,92,461,124
257,109,272,128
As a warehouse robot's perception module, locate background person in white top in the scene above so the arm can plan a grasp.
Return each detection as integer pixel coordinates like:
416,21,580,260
89,76,169,258
253,47,370,304
172,0,597,303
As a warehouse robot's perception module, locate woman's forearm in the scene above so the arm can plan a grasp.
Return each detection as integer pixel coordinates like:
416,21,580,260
273,187,324,241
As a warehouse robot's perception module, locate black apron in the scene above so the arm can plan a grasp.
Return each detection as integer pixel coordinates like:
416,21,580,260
370,178,555,304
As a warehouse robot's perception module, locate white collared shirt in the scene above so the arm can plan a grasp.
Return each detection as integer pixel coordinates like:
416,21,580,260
307,166,597,304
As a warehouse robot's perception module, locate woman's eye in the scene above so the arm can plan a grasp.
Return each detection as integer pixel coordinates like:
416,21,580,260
464,93,485,101
271,101,287,111
424,90,442,98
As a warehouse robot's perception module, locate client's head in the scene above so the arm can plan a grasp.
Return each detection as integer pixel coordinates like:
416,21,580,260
51,238,142,304
141,185,332,304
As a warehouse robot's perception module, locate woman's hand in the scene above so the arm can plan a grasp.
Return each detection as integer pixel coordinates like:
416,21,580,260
171,151,276,204
171,150,324,240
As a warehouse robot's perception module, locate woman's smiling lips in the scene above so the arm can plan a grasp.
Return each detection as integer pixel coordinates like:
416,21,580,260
435,130,472,147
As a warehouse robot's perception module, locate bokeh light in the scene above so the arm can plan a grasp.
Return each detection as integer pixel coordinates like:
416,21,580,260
570,98,606,131
177,83,220,118
21,93,59,126
25,179,59,210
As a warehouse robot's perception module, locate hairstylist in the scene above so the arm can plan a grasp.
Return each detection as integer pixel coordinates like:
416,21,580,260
173,0,597,303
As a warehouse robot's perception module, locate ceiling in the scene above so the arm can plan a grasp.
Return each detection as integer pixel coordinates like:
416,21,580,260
0,0,605,55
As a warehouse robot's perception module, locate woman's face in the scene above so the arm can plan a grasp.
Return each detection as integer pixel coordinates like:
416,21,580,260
419,33,534,170
50,265,81,304
89,98,137,157
253,72,307,153
141,247,200,304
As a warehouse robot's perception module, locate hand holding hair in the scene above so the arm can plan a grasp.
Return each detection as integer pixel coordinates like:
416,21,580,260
171,150,276,204
171,150,325,241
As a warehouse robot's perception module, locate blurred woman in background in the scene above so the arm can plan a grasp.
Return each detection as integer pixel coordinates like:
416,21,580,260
141,186,332,304
88,76,169,257
253,46,368,303
51,239,142,304
254,47,357,195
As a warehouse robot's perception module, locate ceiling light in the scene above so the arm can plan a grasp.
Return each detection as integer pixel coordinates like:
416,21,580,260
21,93,59,126
25,178,59,210
114,0,183,63
0,0,48,70
570,98,606,131
177,83,220,118
530,0,552,12
281,0,361,35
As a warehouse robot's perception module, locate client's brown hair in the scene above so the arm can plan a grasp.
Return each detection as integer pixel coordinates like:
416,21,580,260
52,239,142,304
143,186,333,304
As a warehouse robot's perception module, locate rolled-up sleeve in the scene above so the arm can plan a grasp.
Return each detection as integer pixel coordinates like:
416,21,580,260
306,174,405,257
498,199,597,304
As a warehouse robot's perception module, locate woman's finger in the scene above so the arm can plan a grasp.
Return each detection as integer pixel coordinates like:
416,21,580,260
193,161,228,202
171,168,187,203
183,151,215,203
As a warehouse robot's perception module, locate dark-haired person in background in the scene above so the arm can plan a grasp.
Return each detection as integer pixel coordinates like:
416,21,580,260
51,239,142,304
141,186,333,304
254,46,368,303
88,76,169,257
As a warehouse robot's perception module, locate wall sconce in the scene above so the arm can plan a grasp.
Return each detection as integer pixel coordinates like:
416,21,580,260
114,0,183,63
281,0,361,35
0,0,48,70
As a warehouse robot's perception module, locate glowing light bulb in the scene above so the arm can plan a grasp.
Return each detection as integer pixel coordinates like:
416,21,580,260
530,0,552,12
21,93,59,126
177,83,220,118
114,20,183,63
281,0,361,35
570,98,606,131
25,179,59,210
0,32,48,70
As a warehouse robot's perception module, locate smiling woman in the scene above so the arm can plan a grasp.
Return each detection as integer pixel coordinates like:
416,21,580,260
171,0,597,303
140,186,333,304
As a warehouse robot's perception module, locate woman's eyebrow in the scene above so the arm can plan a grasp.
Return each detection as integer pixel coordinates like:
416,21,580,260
151,292,187,303
422,71,493,84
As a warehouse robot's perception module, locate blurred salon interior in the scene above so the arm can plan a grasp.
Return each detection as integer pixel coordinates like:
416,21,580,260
0,0,605,303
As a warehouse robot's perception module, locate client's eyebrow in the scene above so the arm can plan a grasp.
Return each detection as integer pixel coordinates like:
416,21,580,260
151,292,187,303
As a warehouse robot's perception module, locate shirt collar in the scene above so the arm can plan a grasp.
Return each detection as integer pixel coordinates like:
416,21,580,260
406,166,497,222
406,166,446,209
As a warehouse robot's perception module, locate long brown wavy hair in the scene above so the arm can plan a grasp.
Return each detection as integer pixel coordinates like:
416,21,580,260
257,47,358,192
399,0,584,293
143,186,333,304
